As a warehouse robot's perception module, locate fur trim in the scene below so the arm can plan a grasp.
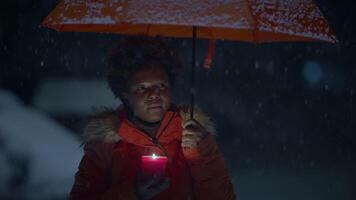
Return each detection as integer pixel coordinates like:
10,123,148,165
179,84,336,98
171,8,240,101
82,108,121,144
179,106,216,134
82,106,215,144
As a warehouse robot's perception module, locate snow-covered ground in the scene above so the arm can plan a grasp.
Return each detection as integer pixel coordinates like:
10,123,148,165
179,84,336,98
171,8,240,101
0,89,82,199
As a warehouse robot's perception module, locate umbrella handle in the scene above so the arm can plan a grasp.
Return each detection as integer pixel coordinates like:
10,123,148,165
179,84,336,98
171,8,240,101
190,26,197,120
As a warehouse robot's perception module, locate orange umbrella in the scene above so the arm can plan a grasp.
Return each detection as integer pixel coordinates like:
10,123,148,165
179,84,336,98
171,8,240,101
42,0,337,118
42,0,336,42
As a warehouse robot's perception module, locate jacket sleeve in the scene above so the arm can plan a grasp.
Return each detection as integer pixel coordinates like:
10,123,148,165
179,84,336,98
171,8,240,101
70,142,137,200
183,134,236,200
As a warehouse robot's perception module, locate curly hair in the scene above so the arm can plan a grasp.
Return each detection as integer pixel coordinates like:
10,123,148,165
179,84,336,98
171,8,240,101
106,36,183,100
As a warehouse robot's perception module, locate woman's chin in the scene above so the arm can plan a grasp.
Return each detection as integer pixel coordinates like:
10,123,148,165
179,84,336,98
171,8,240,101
144,111,165,123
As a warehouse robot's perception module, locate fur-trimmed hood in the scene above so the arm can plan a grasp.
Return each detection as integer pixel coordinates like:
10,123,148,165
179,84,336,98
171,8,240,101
82,106,215,144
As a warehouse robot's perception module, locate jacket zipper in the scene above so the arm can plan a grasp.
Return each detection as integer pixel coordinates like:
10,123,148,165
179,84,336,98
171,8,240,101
126,112,176,157
151,137,169,156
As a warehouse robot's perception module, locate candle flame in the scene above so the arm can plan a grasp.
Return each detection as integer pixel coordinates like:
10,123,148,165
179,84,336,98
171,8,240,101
152,153,157,159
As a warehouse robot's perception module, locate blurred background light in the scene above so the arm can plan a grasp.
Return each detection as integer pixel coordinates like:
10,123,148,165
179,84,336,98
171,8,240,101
303,61,322,86
32,78,120,116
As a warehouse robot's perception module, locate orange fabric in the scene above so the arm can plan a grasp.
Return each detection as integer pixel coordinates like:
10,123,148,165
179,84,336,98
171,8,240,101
70,107,236,200
203,39,216,69
42,0,337,43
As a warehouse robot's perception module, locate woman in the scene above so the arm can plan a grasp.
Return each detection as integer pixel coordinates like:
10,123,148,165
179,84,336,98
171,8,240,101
70,36,236,200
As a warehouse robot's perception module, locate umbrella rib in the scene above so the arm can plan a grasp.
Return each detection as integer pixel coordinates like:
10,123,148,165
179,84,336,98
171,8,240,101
146,24,151,36
59,23,64,32
246,0,258,43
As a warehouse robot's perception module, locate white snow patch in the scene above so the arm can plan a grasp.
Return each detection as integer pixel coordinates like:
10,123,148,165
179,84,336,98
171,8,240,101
0,89,82,199
32,78,120,116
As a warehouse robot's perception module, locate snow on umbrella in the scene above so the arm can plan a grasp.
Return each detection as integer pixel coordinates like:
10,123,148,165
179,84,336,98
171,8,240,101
41,0,337,118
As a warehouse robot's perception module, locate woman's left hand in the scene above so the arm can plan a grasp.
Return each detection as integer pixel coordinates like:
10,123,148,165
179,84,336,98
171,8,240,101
182,119,209,149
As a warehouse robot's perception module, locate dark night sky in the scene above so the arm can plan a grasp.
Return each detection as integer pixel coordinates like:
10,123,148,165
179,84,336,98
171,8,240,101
0,0,356,199
1,0,355,155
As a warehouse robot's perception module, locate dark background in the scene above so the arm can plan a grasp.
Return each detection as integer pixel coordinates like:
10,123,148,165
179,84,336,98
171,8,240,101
1,0,355,199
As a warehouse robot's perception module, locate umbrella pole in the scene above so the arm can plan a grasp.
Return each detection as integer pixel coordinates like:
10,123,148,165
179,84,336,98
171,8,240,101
190,26,197,120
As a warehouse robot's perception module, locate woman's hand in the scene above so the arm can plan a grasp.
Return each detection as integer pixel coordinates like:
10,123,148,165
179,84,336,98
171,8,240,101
135,175,170,200
182,119,209,150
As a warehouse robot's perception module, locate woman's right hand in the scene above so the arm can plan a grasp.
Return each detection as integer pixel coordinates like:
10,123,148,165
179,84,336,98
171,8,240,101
135,175,170,200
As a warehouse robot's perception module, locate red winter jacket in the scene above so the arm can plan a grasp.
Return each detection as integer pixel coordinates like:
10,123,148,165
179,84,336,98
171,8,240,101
70,106,236,200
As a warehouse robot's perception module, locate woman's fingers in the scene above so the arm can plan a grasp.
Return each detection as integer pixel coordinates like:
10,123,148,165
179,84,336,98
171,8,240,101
182,119,210,149
182,128,203,137
182,119,204,130
181,119,209,149
182,131,202,149
149,178,170,194
181,139,198,149
182,133,201,142
135,177,170,199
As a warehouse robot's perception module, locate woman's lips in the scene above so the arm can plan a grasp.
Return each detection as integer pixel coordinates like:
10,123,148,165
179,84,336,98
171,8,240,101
147,104,163,110
147,105,162,109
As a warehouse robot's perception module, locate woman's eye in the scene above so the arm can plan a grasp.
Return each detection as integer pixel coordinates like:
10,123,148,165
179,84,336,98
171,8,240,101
159,83,167,89
136,86,146,93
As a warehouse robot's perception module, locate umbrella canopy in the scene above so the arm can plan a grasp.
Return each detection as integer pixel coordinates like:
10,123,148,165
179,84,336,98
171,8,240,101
42,0,337,43
41,0,337,118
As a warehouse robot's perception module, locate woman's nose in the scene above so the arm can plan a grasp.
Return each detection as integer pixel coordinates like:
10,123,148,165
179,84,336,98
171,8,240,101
148,86,160,99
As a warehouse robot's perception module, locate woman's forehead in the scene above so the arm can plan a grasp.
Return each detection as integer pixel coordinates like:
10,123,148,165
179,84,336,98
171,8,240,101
132,67,169,84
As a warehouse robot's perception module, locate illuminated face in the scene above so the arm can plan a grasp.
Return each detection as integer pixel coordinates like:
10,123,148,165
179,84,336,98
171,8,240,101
124,67,171,123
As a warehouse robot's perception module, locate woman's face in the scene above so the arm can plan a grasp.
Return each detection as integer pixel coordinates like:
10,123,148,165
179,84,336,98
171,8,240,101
124,67,171,123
